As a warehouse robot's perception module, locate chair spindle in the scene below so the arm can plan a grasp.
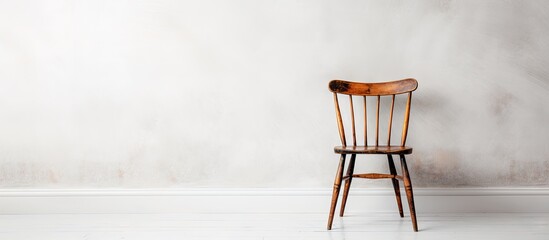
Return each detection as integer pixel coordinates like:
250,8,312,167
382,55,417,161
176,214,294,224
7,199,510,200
363,96,367,146
333,93,346,146
375,95,380,146
387,94,395,146
401,92,412,146
349,95,356,146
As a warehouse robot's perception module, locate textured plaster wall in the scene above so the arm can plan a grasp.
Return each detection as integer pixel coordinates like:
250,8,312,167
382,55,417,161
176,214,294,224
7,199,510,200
0,0,548,188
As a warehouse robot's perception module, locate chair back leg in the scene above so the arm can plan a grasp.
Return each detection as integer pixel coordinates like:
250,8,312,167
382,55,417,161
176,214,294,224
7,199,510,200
339,154,356,217
400,154,418,232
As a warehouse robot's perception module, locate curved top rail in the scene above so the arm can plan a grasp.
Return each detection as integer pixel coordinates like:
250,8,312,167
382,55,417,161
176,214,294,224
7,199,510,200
329,78,418,96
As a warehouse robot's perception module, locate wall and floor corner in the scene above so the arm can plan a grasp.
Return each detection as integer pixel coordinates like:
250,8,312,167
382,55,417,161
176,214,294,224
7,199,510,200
0,0,548,214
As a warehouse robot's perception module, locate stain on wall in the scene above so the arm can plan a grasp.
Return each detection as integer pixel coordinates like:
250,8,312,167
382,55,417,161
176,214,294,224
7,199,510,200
0,0,548,188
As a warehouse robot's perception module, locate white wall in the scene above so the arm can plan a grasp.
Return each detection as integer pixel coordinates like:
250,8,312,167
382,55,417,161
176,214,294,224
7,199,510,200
0,0,548,188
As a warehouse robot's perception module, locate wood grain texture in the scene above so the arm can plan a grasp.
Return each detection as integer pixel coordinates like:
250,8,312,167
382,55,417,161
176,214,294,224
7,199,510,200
339,154,356,217
375,95,380,146
327,78,418,232
327,154,346,230
349,95,356,146
352,173,400,179
363,96,368,146
387,94,395,146
400,154,418,232
328,78,418,96
388,154,404,217
401,92,413,147
333,93,346,146
334,146,412,154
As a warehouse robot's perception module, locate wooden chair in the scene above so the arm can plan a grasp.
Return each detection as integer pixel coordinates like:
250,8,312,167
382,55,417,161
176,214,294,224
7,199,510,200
326,78,419,232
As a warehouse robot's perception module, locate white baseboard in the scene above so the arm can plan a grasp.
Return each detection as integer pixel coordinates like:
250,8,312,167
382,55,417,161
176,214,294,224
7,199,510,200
1,188,548,214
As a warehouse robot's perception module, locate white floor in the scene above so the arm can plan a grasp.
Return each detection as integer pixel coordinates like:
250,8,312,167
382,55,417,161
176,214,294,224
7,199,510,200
0,213,547,240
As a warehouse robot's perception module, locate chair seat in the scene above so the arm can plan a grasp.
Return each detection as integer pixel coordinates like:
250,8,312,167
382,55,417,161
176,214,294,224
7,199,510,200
334,145,413,154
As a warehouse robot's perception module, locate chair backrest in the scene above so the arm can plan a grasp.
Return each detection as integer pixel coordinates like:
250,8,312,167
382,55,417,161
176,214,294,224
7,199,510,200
328,78,418,147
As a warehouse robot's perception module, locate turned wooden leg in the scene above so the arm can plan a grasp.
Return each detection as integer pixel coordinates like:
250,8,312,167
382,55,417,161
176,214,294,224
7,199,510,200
387,154,404,217
339,154,356,217
327,154,346,230
400,154,418,232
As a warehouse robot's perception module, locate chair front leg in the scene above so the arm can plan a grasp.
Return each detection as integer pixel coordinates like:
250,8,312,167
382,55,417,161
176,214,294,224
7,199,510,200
400,154,418,232
327,154,346,230
339,154,356,217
